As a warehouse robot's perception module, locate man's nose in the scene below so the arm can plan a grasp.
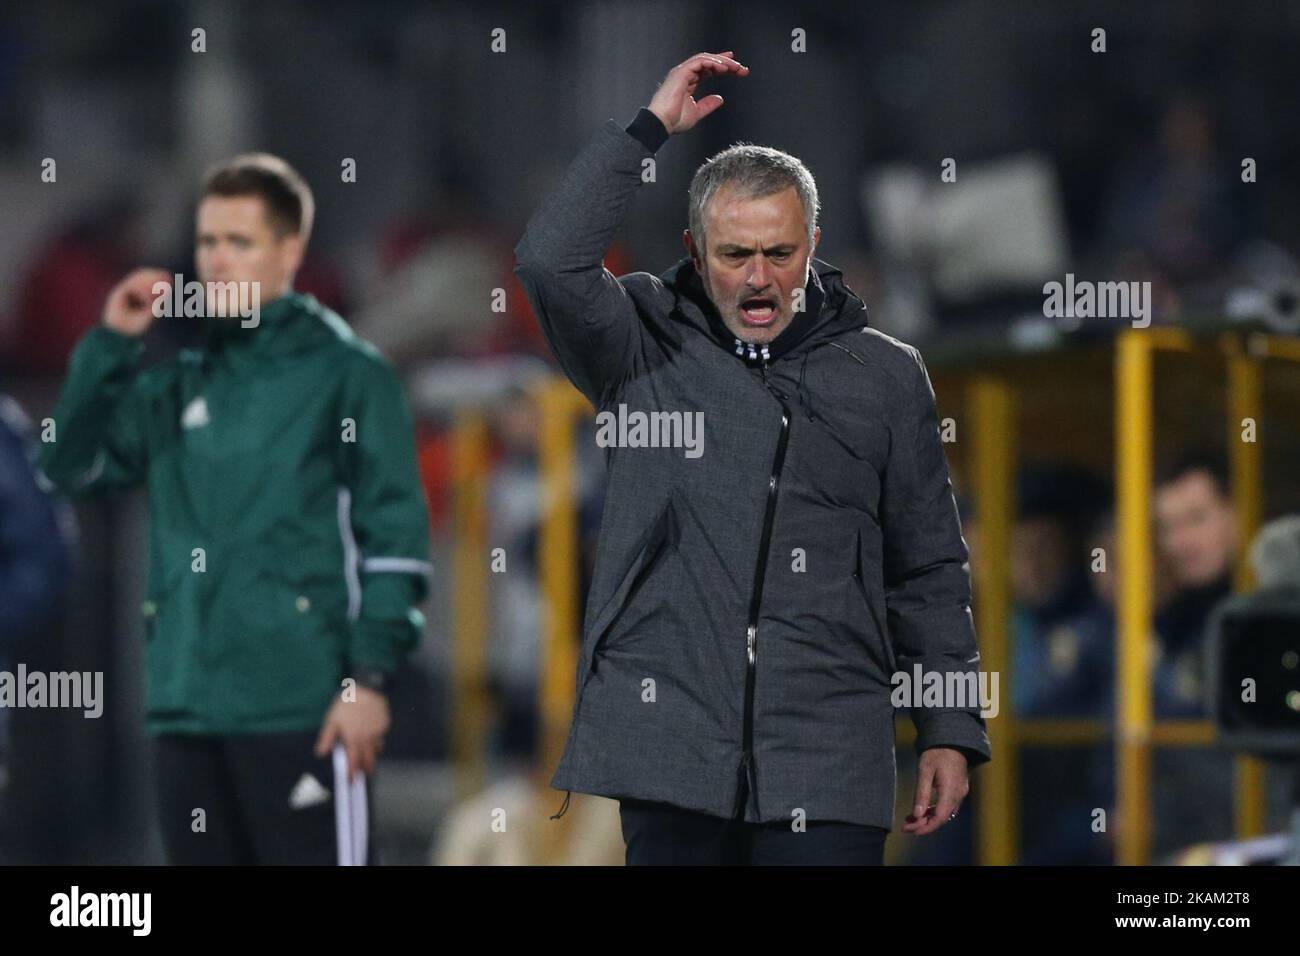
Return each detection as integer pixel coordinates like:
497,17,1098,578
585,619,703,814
747,256,771,289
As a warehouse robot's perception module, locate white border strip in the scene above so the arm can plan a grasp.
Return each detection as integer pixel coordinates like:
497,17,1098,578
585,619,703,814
361,557,434,576
336,487,362,621
74,450,106,491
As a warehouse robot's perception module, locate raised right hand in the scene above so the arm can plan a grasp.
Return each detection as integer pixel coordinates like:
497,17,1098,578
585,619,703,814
103,268,173,338
647,50,749,135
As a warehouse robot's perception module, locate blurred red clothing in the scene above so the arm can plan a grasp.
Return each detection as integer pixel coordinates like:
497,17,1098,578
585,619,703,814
7,238,123,376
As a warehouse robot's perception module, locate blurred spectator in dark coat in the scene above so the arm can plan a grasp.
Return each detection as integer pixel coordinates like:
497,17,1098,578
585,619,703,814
1149,450,1239,859
0,392,72,808
1008,465,1115,865
1153,450,1237,718
1011,465,1113,719
1098,96,1241,288
0,393,71,649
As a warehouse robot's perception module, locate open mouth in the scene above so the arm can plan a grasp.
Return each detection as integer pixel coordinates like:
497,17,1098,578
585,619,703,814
739,296,779,325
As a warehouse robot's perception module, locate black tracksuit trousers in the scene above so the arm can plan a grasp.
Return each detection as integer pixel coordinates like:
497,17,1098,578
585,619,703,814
153,731,373,865
619,797,888,866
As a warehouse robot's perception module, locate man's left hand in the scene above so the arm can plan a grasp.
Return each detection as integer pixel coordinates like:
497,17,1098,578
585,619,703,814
314,686,390,781
902,747,970,836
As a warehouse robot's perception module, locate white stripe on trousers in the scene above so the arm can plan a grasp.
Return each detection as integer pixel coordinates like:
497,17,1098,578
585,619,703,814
332,743,369,865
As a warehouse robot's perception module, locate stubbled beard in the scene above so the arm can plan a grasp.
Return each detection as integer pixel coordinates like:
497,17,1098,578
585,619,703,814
701,270,785,344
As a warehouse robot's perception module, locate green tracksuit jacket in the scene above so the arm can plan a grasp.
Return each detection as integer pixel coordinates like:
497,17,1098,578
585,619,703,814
38,292,432,735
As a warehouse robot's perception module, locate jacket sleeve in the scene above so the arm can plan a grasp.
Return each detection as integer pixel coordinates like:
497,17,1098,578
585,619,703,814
36,325,154,495
880,347,992,767
513,119,656,408
337,351,433,676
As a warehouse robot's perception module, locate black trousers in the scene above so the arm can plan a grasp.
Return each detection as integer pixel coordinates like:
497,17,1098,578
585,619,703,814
153,731,374,865
619,798,888,866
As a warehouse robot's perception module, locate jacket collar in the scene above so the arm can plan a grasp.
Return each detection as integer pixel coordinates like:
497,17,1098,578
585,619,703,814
202,290,309,352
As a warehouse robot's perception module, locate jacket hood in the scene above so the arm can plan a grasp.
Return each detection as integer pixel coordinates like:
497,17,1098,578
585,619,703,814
659,255,870,362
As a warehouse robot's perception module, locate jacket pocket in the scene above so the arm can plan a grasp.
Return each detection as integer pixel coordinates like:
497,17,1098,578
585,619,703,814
140,554,195,713
852,526,898,676
578,500,678,699
216,553,347,721
254,553,349,659
142,557,186,643
272,550,351,629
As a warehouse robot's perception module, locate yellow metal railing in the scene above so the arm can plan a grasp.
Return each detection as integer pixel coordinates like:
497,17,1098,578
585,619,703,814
1223,333,1267,841
535,379,591,777
450,410,490,800
969,377,1016,865
1110,327,1279,861
1113,327,1170,864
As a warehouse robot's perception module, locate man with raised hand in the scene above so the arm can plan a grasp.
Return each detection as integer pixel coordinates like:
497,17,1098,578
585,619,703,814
516,52,990,865
39,154,431,865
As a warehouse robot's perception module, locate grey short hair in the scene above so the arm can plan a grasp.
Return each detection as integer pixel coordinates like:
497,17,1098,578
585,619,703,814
687,143,820,254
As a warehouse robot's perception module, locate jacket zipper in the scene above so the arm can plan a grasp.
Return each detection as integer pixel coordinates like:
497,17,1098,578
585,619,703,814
733,360,792,820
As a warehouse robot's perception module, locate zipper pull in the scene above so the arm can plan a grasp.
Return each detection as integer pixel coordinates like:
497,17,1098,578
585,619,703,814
762,361,790,400
549,790,572,820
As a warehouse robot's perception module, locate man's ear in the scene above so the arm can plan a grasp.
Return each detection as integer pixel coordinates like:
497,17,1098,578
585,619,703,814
804,227,822,277
279,233,306,278
683,229,701,268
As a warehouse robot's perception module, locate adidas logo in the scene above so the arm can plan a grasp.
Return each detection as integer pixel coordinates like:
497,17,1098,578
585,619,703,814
289,773,330,810
181,396,210,430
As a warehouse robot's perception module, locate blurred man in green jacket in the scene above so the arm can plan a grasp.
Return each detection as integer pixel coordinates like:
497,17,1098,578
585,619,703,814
38,154,432,865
